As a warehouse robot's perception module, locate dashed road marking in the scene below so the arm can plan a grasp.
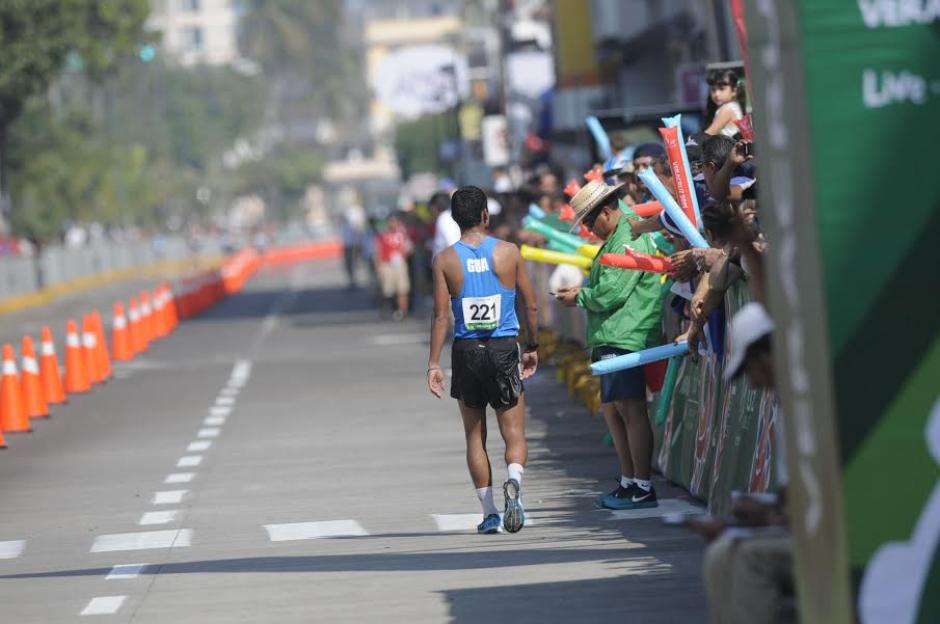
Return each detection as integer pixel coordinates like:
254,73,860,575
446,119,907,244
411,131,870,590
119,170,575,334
176,456,202,468
264,520,368,542
152,490,188,505
197,428,220,438
91,529,192,553
81,596,126,616
0,540,25,559
164,473,195,484
219,387,239,397
139,510,178,526
186,440,212,452
204,416,226,426
106,564,148,580
215,396,236,406
209,406,232,417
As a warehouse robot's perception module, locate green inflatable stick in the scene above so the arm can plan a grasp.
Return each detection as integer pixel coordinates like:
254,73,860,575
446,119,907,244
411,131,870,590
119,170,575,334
654,356,682,427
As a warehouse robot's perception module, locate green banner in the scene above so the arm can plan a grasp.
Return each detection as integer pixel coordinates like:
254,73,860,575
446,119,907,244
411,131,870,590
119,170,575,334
745,2,940,622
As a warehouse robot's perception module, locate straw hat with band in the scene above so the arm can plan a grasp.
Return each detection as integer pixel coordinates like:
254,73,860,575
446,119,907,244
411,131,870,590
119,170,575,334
569,179,625,232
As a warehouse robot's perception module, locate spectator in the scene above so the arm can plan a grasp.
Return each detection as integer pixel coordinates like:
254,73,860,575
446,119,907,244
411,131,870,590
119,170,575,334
704,67,747,137
340,214,364,289
698,302,794,624
376,214,414,321
431,191,460,259
555,180,664,510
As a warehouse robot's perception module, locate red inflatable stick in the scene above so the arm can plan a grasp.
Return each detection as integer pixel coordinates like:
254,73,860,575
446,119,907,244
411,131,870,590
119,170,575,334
564,179,582,198
632,201,663,218
584,167,604,182
599,249,673,273
558,203,576,222
659,126,698,228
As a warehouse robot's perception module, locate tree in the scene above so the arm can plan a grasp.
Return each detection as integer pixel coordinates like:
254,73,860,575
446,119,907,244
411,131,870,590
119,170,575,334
0,0,148,227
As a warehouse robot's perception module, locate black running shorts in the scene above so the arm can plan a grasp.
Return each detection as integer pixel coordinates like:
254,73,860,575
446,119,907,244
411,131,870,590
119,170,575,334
450,337,523,410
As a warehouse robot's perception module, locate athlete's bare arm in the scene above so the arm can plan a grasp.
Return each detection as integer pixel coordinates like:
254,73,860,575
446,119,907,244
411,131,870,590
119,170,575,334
427,249,455,398
498,242,539,379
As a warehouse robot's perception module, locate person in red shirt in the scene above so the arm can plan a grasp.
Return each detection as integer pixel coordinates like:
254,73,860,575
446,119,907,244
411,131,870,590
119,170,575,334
376,214,414,320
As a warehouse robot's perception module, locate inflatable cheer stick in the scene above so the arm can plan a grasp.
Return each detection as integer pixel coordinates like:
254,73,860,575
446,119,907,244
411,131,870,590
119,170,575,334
577,244,600,259
528,203,546,220
523,217,586,249
662,114,702,230
591,342,689,376
637,168,709,248
633,201,664,218
654,356,682,427
564,179,582,198
520,245,593,270
599,250,673,273
585,116,612,160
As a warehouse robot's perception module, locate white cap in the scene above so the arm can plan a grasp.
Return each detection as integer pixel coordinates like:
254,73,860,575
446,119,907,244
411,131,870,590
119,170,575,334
723,302,774,381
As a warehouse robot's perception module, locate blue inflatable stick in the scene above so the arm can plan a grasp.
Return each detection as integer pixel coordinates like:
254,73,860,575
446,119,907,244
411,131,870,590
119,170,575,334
637,168,709,248
528,203,546,220
585,116,612,161
591,342,689,376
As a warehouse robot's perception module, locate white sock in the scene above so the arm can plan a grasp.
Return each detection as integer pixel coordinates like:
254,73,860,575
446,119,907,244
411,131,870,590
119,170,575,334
507,463,524,486
635,478,652,492
620,476,634,489
476,487,499,516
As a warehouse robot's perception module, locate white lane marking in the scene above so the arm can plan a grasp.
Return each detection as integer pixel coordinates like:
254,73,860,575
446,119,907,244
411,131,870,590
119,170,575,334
209,406,232,417
215,396,236,406
91,529,192,552
81,596,126,616
186,440,212,452
0,540,25,559
230,359,252,382
106,564,148,580
176,456,203,468
263,520,368,542
604,498,705,521
372,333,428,346
204,416,226,426
152,490,187,505
164,473,194,484
219,387,239,397
139,510,178,526
197,428,220,438
431,514,536,533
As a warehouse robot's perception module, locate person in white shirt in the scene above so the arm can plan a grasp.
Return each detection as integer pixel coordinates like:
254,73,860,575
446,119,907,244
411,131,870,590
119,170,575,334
704,68,747,137
430,191,461,258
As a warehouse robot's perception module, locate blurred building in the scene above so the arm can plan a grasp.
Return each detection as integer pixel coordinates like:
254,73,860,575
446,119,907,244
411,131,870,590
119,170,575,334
549,0,740,166
147,0,242,67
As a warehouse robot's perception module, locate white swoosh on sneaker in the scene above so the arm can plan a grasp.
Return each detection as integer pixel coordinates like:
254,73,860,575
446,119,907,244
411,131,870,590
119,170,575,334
631,493,652,502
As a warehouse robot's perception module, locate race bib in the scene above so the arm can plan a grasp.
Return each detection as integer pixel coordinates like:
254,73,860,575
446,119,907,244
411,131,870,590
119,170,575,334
462,294,501,331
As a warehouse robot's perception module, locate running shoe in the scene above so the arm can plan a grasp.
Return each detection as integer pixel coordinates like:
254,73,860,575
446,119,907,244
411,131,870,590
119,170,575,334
599,485,658,510
594,480,628,508
477,513,501,534
502,478,525,533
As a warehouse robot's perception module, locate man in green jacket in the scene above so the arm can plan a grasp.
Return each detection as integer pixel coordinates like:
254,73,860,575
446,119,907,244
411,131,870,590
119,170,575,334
556,179,663,509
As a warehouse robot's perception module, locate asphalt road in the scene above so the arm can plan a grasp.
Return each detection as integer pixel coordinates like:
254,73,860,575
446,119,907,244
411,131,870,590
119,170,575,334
0,258,707,623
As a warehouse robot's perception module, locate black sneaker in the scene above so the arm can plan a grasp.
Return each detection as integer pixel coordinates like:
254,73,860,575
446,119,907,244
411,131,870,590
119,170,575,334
600,484,658,510
594,481,632,508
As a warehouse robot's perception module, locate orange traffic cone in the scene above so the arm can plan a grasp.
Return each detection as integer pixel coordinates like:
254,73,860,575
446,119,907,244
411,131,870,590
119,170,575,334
166,285,179,332
112,302,133,362
82,315,102,385
152,288,166,339
21,336,49,419
65,320,90,394
39,326,66,405
90,310,111,381
128,298,143,354
139,291,153,347
1,344,31,433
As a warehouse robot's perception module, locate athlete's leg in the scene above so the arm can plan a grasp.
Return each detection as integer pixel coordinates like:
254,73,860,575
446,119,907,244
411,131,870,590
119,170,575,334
614,398,652,481
495,393,527,469
459,400,491,488
601,401,634,480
